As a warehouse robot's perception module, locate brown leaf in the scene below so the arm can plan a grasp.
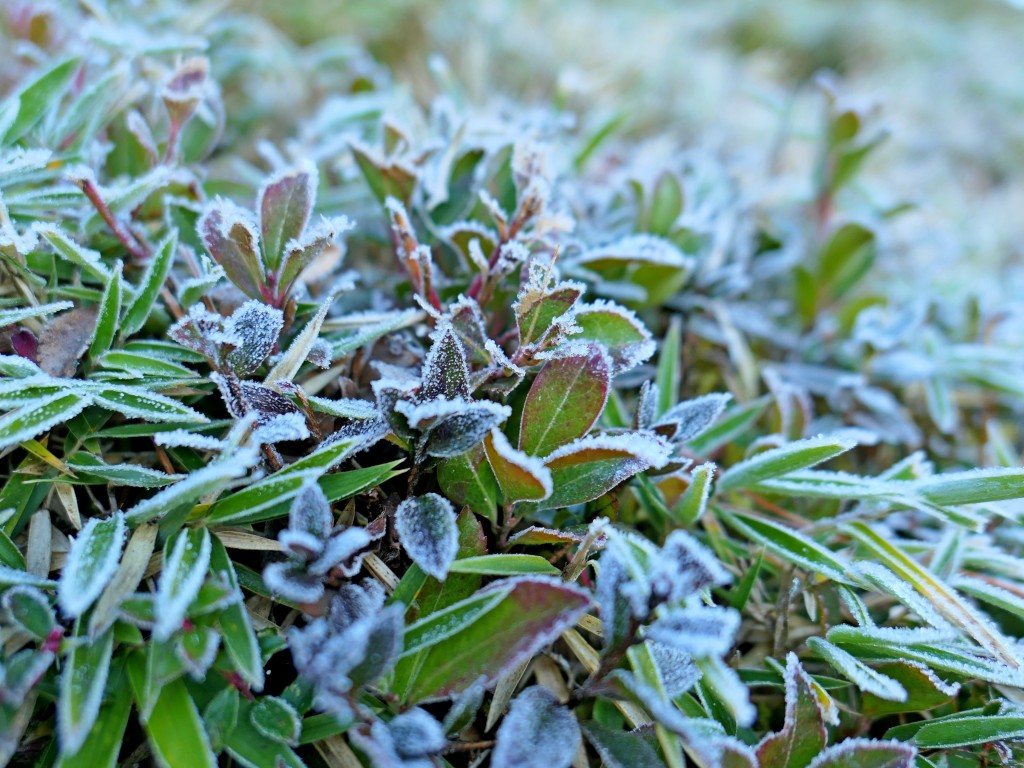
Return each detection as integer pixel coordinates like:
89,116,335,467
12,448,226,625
38,308,97,377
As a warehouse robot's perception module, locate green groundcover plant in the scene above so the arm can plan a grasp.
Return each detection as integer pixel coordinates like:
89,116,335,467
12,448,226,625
2,2,1024,767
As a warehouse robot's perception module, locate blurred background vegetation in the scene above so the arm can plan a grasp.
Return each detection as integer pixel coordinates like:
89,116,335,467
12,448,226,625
240,0,1024,308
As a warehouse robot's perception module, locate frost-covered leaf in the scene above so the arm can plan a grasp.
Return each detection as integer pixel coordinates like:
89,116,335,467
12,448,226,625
89,261,123,360
198,198,265,298
756,654,828,768
912,467,1024,506
65,452,183,488
572,235,694,306
519,342,610,457
259,167,315,271
209,538,264,691
0,301,73,327
515,276,583,350
125,449,259,524
402,576,592,702
581,721,665,768
264,292,334,385
806,739,915,768
395,493,459,580
176,623,220,679
655,393,731,444
437,443,500,522
0,391,93,451
493,686,581,768
421,399,511,458
387,707,447,758
673,462,715,524
154,527,212,641
59,627,114,754
719,509,850,583
250,696,301,746
483,428,553,504
2,585,55,640
573,300,655,373
717,436,857,493
91,385,208,424
121,230,177,337
223,300,284,375
644,606,739,659
529,432,671,511
59,512,126,618
3,58,81,142
278,215,353,296
419,324,470,401
807,637,907,702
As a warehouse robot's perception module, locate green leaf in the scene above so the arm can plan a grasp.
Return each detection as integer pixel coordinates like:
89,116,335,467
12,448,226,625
655,316,682,417
127,654,217,768
259,168,314,272
860,661,958,717
126,455,258,525
807,637,907,702
647,172,684,236
99,350,197,379
264,293,335,385
122,230,177,337
58,511,126,618
351,142,417,203
59,625,115,754
519,342,610,457
91,386,207,424
808,739,915,768
911,714,1024,748
154,527,211,641
687,395,770,455
56,658,132,768
718,509,850,583
224,699,306,768
438,444,499,523
88,261,122,359
447,554,559,575
403,576,592,702
66,452,183,488
817,222,876,301
516,284,582,349
250,696,301,745
717,436,856,493
39,226,113,283
210,537,265,690
581,720,665,768
0,392,92,451
912,467,1024,506
756,654,827,768
4,58,80,143
674,461,715,524
572,302,654,373
0,301,73,327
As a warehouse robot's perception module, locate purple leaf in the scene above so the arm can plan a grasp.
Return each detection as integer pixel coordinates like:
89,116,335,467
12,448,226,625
518,342,611,457
493,686,581,768
395,494,459,580
222,301,283,376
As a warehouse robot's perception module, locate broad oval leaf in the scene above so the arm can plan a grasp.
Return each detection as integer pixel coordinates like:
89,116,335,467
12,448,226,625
528,433,671,512
395,493,459,580
493,686,582,768
806,738,915,768
437,444,499,523
259,167,315,271
483,428,553,505
447,554,559,576
519,342,610,457
572,301,655,374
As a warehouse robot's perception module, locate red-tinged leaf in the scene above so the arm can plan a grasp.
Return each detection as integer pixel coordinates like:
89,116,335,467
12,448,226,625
519,342,610,457
484,428,552,504
391,511,486,698
506,526,593,547
526,433,670,512
437,444,499,523
405,576,592,703
807,739,915,768
757,654,828,768
259,167,314,271
198,202,264,298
